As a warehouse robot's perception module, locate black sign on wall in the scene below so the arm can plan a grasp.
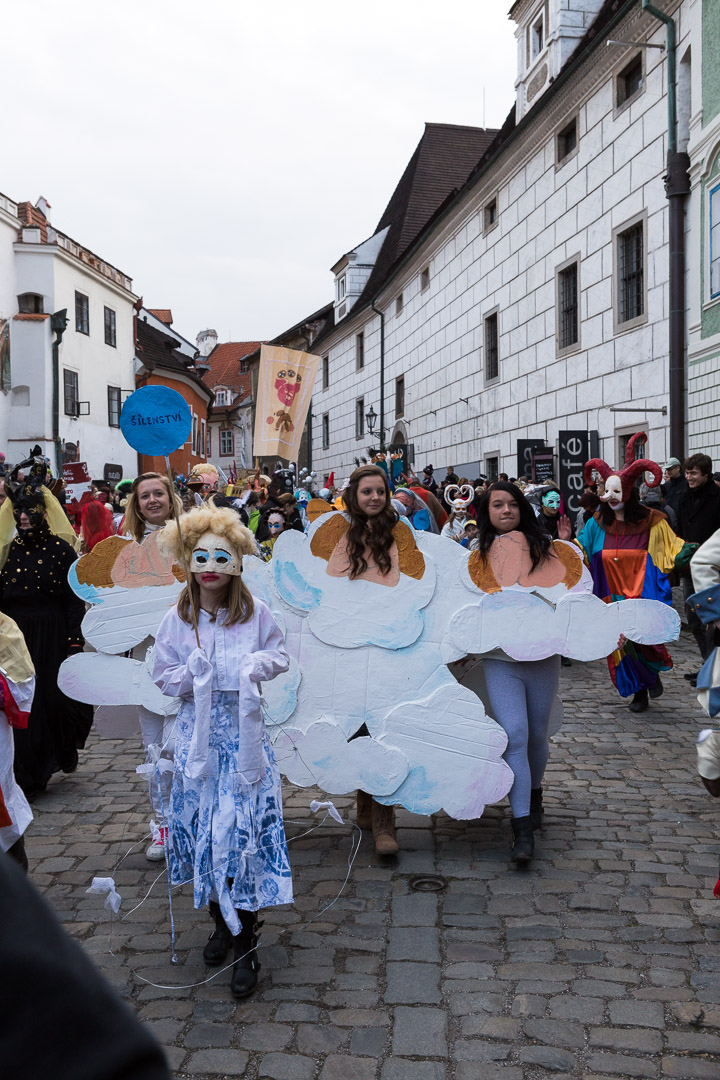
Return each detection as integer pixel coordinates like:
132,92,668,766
558,430,599,519
532,452,555,484
103,463,123,484
516,439,546,481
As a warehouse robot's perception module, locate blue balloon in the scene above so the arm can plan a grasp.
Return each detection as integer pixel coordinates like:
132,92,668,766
120,385,193,456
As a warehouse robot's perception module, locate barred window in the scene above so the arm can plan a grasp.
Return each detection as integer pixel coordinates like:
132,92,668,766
484,312,499,382
558,263,579,350
107,386,121,427
618,223,644,323
322,413,329,450
64,369,79,416
395,375,405,418
355,397,364,439
104,306,116,347
75,292,89,335
356,332,364,371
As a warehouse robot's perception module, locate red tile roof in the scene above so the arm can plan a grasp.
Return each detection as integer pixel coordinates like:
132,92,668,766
204,341,263,391
148,308,173,325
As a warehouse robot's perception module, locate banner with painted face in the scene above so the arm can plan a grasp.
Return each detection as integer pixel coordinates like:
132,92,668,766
252,345,320,462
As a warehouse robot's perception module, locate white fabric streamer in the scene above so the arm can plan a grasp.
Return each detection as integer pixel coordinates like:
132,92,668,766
186,648,214,778
86,876,122,913
310,799,344,824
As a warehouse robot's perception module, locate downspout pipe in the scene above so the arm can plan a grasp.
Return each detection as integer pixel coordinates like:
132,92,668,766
50,309,68,476
642,0,690,460
370,301,386,452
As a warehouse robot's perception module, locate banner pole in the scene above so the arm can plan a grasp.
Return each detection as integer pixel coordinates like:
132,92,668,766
165,456,201,649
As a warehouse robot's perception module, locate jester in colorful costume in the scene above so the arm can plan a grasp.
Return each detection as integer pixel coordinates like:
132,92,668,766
577,434,693,712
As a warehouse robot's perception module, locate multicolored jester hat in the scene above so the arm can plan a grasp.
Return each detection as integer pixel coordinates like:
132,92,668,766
59,409,680,819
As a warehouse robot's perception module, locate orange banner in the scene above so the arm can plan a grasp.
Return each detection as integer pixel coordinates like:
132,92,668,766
253,345,320,461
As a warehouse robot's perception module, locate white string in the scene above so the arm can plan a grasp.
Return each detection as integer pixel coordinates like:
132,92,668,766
91,683,371,989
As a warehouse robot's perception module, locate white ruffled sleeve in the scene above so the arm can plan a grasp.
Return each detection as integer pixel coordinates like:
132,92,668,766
243,603,290,684
152,608,196,699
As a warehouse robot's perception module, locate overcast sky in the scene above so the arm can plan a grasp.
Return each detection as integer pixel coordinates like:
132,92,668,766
4,1,517,347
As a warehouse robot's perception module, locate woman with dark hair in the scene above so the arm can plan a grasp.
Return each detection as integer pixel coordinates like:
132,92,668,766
340,465,402,854
469,481,572,865
577,435,690,713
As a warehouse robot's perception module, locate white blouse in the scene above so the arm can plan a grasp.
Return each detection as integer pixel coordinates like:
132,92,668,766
153,599,289,781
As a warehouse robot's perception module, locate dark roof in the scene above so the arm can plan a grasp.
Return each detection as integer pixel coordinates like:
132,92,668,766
136,319,212,398
355,123,497,309
309,0,635,352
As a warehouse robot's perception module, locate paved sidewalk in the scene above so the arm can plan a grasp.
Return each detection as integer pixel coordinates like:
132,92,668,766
25,630,720,1079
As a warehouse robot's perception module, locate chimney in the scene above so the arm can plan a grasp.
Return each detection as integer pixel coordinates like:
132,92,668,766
35,196,52,221
196,329,218,357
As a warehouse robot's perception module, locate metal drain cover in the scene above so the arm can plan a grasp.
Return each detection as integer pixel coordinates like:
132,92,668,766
408,874,448,893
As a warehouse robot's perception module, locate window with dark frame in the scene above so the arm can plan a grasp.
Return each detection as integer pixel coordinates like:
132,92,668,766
557,118,577,162
530,14,544,61
220,429,233,455
486,456,499,482
18,292,44,313
617,223,644,323
710,181,720,299
75,292,89,334
322,413,329,450
104,306,116,347
240,359,251,374
207,428,212,456
192,414,198,455
355,397,364,440
396,293,404,315
107,386,121,427
558,263,579,350
484,312,499,381
484,199,498,231
356,332,364,371
64,369,79,416
395,375,405,418
617,55,643,108
420,266,430,292
322,355,329,390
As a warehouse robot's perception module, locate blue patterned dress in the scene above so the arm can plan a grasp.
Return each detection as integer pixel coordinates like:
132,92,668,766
169,690,293,933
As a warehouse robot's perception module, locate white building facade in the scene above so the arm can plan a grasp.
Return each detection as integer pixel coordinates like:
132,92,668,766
0,195,137,480
310,0,704,485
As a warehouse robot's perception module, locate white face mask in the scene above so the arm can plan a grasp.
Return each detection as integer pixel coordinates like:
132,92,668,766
190,531,243,576
600,476,623,504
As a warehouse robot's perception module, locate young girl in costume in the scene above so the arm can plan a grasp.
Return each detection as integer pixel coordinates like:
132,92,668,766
124,473,185,860
470,482,573,865
153,505,292,998
342,465,402,854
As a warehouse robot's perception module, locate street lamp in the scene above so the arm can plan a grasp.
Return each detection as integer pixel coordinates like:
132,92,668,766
365,405,377,436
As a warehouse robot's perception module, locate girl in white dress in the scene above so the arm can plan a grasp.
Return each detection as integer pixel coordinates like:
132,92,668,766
153,506,292,998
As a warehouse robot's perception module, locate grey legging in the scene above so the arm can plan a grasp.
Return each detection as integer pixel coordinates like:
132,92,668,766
483,655,561,818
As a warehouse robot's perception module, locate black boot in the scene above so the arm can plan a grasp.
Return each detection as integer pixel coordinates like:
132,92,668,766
203,901,233,966
510,816,534,866
529,788,543,831
230,909,262,999
648,676,663,700
629,689,649,713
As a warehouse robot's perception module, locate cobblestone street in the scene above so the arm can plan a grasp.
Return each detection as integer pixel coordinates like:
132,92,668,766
25,629,720,1080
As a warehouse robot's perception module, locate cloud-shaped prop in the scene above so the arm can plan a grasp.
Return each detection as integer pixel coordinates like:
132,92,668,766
272,721,409,795
448,591,681,662
272,519,436,649
374,685,513,819
59,650,179,716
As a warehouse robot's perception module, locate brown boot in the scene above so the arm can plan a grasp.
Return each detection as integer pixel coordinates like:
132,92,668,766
372,800,398,855
356,790,373,830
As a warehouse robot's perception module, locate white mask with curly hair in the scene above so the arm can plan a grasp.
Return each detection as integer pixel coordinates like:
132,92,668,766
190,531,243,575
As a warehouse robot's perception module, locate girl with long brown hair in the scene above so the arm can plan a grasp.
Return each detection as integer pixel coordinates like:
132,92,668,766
122,472,182,544
342,465,401,854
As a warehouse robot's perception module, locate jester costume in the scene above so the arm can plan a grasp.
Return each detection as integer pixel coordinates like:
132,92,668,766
577,434,689,699
577,509,683,695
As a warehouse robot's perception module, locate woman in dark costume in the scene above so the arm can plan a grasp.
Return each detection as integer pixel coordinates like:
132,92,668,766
0,452,92,797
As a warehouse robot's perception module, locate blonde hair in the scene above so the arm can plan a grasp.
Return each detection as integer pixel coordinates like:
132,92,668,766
189,462,219,482
157,505,257,626
124,472,182,544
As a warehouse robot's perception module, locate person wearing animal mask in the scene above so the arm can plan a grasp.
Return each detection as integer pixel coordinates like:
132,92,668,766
0,451,91,796
577,434,695,713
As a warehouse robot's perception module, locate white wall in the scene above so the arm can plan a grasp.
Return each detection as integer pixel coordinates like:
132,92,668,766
0,199,19,461
312,7,686,481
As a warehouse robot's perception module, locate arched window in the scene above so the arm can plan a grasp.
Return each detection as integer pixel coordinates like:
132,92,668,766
17,293,44,314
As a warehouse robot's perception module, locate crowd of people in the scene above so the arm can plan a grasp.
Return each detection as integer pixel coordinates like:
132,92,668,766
1,438,720,1002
